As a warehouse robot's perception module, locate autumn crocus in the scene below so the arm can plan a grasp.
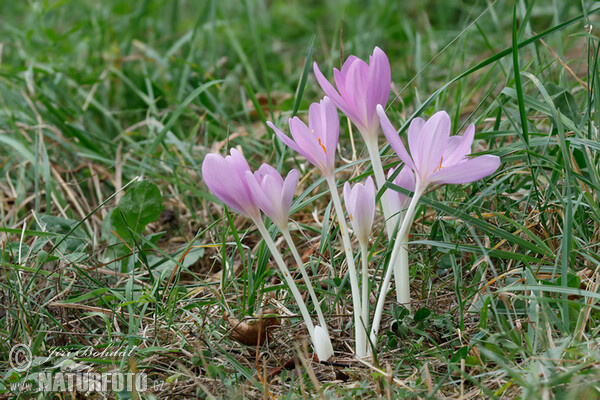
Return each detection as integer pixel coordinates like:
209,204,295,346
378,107,501,189
313,47,391,141
267,97,339,177
246,164,333,359
344,177,376,246
202,150,333,361
343,177,376,354
314,47,413,304
370,107,501,345
202,148,261,221
245,164,298,230
268,98,367,358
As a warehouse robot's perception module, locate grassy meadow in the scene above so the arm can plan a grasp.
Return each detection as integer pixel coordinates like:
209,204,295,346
1,0,600,398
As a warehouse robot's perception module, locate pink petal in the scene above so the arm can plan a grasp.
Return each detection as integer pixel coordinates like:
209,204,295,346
258,166,285,201
428,155,500,185
345,58,369,125
268,121,303,156
351,179,376,243
339,55,361,78
416,111,450,179
343,181,355,216
314,62,356,122
377,105,415,170
395,166,416,206
443,124,475,166
261,174,284,219
321,97,340,169
281,169,298,216
407,117,425,170
332,68,363,129
290,116,324,168
365,176,376,195
246,170,276,219
203,153,256,217
307,99,338,172
365,47,391,129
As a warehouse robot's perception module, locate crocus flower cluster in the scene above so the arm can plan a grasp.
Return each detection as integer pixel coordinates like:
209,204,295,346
202,46,500,359
203,149,334,361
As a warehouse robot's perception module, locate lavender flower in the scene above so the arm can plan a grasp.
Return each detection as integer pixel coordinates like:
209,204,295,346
245,164,298,230
343,177,376,246
378,107,501,188
314,47,391,140
202,148,261,220
267,97,339,176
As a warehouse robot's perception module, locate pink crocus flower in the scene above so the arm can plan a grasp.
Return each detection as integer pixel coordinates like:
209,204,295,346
267,97,339,176
313,47,391,140
377,106,501,188
245,164,299,230
202,148,261,220
343,177,376,245
386,165,416,215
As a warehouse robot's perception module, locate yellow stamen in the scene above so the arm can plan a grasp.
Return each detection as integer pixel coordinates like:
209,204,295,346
434,156,444,173
350,214,353,221
318,138,327,155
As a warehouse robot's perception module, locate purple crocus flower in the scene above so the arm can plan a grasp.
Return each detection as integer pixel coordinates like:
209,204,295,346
386,165,416,215
377,106,501,187
245,164,299,230
343,177,376,245
314,47,391,140
267,97,339,176
202,148,261,220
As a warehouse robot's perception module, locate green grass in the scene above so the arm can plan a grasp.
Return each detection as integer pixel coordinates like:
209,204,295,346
1,0,600,398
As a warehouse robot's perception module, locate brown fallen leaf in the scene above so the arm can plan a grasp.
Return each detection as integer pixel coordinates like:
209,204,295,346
227,315,280,347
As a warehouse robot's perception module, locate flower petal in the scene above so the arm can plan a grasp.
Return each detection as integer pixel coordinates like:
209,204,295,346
332,68,363,129
345,58,369,125
377,105,415,170
443,124,475,166
314,62,356,121
268,121,302,156
202,151,257,218
343,181,355,216
365,47,391,130
416,111,450,179
339,55,361,79
429,154,500,185
246,170,277,220
322,97,340,169
407,117,425,169
351,178,375,243
289,116,324,168
306,98,338,173
388,165,415,212
281,169,298,218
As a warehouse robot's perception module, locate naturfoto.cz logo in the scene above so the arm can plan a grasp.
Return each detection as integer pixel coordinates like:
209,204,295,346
8,344,151,394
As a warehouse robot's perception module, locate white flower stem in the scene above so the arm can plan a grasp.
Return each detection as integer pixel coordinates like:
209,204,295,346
253,218,315,340
359,241,371,356
370,184,424,345
364,137,404,303
280,228,330,335
396,230,410,306
325,174,366,358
